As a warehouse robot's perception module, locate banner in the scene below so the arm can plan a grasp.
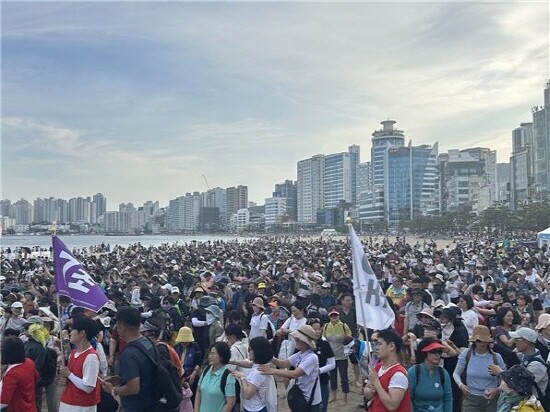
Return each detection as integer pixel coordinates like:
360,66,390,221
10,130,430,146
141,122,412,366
53,236,108,312
349,225,395,330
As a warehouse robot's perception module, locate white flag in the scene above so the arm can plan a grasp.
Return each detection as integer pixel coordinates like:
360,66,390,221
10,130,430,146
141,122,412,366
349,225,395,330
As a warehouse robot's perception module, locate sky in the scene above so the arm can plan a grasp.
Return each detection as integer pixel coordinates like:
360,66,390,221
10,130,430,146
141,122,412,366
2,1,549,208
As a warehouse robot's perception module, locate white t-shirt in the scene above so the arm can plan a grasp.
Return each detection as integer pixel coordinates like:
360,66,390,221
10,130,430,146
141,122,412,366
249,312,268,339
227,340,250,376
462,309,479,337
377,364,409,390
282,316,307,344
288,350,322,405
243,364,269,412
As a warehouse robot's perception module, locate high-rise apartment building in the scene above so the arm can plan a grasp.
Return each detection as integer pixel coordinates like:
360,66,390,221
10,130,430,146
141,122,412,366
324,152,352,208
496,163,511,205
510,122,535,208
166,192,202,231
14,199,33,224
33,198,45,223
532,80,550,200
439,149,495,213
384,142,439,225
204,188,227,224
273,180,297,222
93,193,107,221
297,154,324,224
348,145,360,205
264,197,287,227
226,186,248,218
360,120,405,223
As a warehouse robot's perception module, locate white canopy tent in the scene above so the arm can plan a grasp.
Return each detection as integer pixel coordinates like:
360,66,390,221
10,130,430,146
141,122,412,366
538,227,550,248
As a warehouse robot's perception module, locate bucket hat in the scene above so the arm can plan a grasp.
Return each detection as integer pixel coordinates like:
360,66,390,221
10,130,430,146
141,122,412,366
175,326,194,343
469,325,492,343
290,325,317,349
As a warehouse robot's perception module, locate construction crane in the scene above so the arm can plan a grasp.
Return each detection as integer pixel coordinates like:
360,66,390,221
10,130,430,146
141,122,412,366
202,174,211,190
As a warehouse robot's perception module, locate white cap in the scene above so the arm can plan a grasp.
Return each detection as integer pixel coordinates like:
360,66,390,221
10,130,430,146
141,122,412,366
11,301,23,309
171,286,180,294
161,283,173,290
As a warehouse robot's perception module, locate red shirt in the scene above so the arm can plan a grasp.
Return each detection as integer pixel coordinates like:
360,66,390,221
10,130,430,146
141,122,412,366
0,358,39,412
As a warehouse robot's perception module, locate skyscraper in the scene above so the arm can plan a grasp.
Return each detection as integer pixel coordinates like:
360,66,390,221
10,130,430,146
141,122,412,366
93,193,107,221
264,197,287,227
439,149,493,213
273,180,297,222
360,120,405,223
226,186,248,218
14,199,33,224
348,145,360,205
532,80,550,200
384,142,439,225
323,151,352,208
297,154,324,224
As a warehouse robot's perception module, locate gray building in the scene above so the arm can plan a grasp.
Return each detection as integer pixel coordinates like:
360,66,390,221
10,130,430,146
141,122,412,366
532,80,550,200
297,154,324,224
273,180,297,222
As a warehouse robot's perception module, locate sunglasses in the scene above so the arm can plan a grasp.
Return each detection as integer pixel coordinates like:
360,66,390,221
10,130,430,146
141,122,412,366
428,349,443,355
329,313,339,318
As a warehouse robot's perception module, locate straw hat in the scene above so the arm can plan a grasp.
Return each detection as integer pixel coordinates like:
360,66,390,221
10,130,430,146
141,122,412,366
175,326,195,343
252,297,265,310
290,325,317,349
469,325,492,343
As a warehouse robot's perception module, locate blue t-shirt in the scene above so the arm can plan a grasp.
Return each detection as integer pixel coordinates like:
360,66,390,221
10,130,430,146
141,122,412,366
455,349,506,397
119,337,155,412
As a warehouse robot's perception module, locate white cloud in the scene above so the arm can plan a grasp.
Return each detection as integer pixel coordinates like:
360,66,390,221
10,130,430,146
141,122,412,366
1,2,548,205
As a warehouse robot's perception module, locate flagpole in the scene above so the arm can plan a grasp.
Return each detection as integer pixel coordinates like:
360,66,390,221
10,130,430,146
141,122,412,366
347,220,370,323
51,222,66,366
347,219,373,362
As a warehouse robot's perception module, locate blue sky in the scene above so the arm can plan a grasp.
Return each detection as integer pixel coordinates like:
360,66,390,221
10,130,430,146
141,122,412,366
2,1,548,208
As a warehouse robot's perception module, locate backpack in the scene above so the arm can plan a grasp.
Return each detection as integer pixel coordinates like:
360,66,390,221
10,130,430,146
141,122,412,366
127,338,183,412
524,356,550,411
260,313,276,341
40,347,58,387
200,365,239,412
461,348,498,384
414,364,445,389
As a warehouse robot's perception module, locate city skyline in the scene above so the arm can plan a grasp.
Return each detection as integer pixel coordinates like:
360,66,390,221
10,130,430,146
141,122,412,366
2,2,548,205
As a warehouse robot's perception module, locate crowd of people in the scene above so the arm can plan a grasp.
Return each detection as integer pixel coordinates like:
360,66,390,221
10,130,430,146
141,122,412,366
0,233,549,412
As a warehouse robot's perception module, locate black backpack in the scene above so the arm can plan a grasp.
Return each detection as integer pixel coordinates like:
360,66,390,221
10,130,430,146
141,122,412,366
127,338,183,412
40,347,58,387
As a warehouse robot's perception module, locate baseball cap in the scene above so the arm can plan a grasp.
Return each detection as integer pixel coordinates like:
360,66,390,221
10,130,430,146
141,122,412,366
171,286,180,294
11,301,23,309
509,327,537,344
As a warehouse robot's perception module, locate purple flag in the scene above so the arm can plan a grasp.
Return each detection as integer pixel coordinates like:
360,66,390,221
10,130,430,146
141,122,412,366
53,236,108,312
